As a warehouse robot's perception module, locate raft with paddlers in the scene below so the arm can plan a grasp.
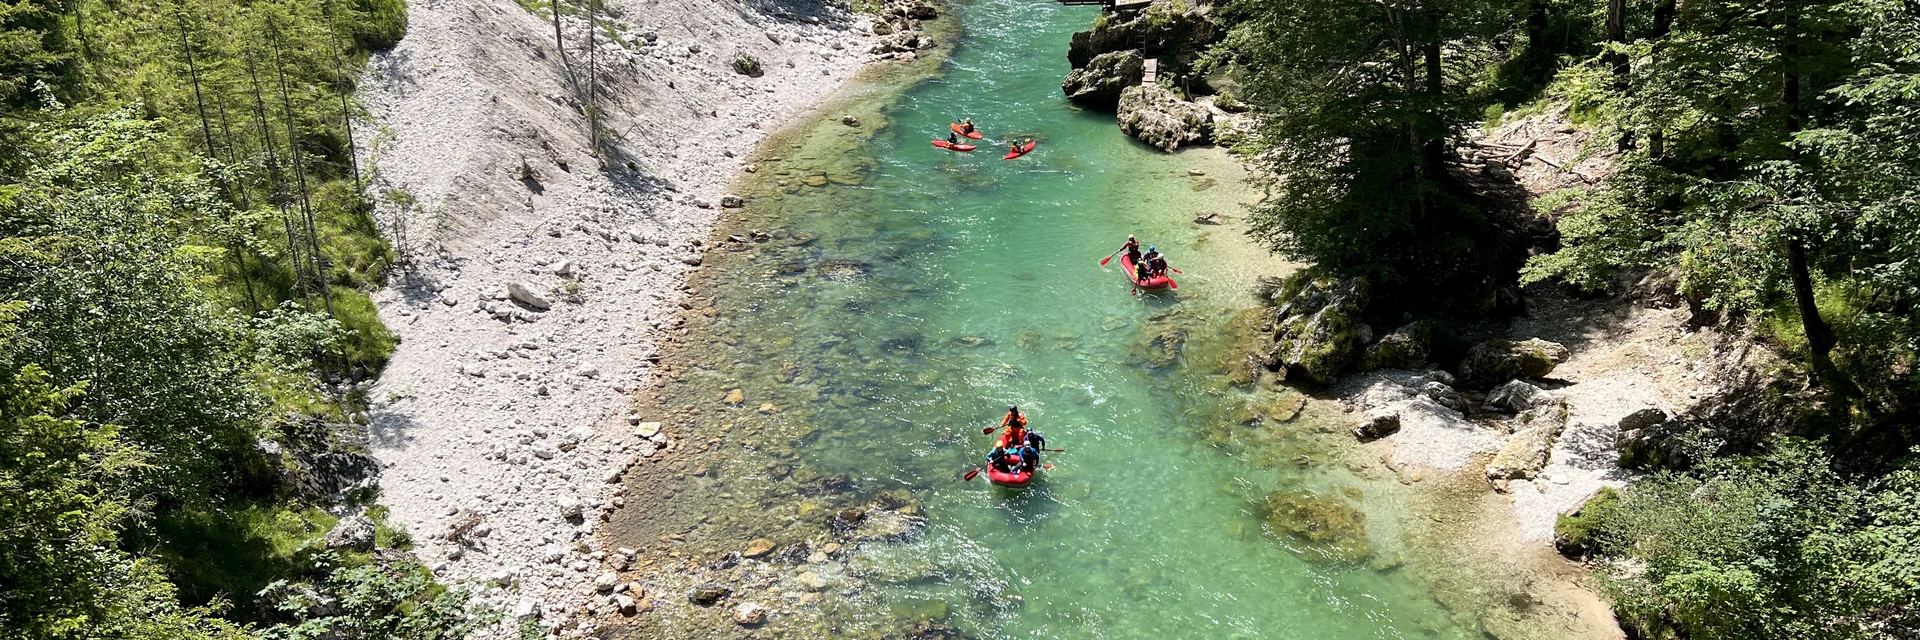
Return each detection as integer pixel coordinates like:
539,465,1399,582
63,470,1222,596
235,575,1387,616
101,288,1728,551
950,122,984,139
1121,253,1175,290
1003,140,1036,160
964,406,1060,490
932,140,976,151
986,461,1033,488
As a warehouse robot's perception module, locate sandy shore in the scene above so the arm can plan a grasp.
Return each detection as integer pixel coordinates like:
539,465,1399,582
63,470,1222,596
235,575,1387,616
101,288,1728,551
353,0,918,635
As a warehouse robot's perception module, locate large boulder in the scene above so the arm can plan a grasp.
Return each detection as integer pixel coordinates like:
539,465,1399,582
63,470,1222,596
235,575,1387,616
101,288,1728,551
324,515,376,551
1067,0,1217,69
1062,50,1146,108
1483,379,1554,413
1485,398,1570,481
1458,338,1570,388
1262,273,1369,384
1615,408,1687,469
1358,321,1434,371
1117,84,1213,152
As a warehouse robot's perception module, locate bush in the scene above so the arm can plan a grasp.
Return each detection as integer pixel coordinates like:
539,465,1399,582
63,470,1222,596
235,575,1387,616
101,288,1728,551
348,0,409,51
731,54,763,77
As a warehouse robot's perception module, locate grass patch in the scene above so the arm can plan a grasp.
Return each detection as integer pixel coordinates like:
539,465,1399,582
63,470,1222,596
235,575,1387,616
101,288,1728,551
144,503,341,622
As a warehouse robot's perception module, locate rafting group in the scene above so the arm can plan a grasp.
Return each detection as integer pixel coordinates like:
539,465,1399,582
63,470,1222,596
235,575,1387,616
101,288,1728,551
965,406,1054,488
1102,234,1179,293
934,119,1037,160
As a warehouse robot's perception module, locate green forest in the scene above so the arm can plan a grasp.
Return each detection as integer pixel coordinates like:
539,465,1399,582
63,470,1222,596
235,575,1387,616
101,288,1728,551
1,0,492,637
1213,0,1920,635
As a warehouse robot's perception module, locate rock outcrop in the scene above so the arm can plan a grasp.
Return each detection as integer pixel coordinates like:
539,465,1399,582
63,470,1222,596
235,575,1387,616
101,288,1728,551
1262,273,1369,384
1066,0,1217,69
1117,84,1213,151
1486,398,1570,481
1458,337,1570,388
1061,50,1145,108
1358,321,1434,371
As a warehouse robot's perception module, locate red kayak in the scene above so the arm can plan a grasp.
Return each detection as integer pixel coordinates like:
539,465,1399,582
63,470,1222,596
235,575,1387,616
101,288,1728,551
950,123,984,139
1003,140,1037,160
933,140,977,152
1122,254,1175,290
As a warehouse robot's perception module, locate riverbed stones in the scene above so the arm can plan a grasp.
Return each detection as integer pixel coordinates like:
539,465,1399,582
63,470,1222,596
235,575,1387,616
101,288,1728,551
1262,490,1372,564
689,584,732,606
798,570,829,591
743,538,777,558
1263,273,1370,384
506,282,552,310
594,571,619,591
1459,338,1570,388
1486,398,1571,482
732,602,769,626
1117,84,1213,152
724,388,745,405
1061,49,1145,108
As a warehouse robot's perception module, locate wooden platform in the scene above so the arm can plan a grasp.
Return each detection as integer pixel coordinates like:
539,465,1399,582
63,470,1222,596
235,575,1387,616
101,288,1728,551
1142,58,1157,84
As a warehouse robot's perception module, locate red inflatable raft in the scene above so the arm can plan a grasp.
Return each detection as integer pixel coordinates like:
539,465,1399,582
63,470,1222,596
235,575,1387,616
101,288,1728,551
950,123,984,139
1121,254,1175,290
1003,140,1036,160
987,463,1033,488
933,140,977,152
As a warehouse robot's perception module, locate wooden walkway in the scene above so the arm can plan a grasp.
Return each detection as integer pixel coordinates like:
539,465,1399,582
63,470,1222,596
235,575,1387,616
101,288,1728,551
1142,58,1157,84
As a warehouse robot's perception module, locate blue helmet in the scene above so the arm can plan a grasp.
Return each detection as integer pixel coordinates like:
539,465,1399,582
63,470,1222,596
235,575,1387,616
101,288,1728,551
1147,245,1156,252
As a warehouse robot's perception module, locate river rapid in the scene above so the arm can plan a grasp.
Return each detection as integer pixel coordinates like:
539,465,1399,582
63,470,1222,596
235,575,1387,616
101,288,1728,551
604,1,1612,638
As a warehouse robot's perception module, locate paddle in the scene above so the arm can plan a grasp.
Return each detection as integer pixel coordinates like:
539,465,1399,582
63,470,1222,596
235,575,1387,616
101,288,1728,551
1170,267,1184,274
1098,248,1123,267
963,468,982,481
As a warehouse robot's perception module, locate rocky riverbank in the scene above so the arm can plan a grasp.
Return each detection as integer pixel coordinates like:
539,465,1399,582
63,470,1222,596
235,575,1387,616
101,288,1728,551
1059,0,1236,152
351,0,954,637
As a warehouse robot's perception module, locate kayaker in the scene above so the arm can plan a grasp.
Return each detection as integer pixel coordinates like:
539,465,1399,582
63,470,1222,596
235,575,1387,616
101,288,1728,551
947,131,960,146
961,118,975,134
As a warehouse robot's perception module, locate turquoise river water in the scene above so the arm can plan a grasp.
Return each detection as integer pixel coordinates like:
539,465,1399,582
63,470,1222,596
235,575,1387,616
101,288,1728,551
606,1,1603,638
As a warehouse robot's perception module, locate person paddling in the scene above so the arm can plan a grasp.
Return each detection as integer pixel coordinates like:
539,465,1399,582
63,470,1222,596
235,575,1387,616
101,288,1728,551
947,131,960,146
1149,251,1171,277
1120,235,1142,265
961,118,976,134
995,406,1028,444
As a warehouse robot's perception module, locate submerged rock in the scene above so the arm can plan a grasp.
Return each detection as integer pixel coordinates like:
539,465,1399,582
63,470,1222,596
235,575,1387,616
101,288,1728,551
1262,273,1370,384
1062,49,1145,108
1262,490,1372,564
1459,338,1570,388
1117,84,1213,152
1129,319,1188,369
689,584,733,606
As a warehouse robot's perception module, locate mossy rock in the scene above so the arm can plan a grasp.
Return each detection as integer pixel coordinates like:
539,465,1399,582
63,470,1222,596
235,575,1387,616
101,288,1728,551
1358,321,1434,371
1129,318,1188,369
1459,337,1570,387
1265,272,1369,384
1261,490,1372,564
1553,487,1620,559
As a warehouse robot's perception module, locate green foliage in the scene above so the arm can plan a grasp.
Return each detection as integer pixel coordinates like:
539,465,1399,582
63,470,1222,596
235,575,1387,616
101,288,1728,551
0,302,250,640
257,554,498,640
145,503,337,621
1585,440,1920,638
252,302,349,373
1217,0,1515,292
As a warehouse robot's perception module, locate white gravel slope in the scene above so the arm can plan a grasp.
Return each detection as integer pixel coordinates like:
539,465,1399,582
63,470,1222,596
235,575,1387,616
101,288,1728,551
353,0,880,634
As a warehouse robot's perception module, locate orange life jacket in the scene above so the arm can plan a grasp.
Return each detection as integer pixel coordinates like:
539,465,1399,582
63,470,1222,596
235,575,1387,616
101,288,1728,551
997,425,1029,449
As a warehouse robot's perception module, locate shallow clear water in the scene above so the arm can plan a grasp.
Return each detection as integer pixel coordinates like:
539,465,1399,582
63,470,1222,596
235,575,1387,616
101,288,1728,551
612,1,1508,637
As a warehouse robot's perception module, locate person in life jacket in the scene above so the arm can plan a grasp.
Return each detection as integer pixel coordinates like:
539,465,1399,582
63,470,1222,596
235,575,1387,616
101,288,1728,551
947,131,960,146
1148,251,1170,277
986,446,1022,474
961,118,975,134
1121,235,1142,265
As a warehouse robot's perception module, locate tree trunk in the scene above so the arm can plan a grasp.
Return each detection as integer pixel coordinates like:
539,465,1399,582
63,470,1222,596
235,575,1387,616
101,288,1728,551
248,49,314,309
1421,33,1445,175
270,19,336,318
554,0,567,71
176,8,219,160
1652,0,1676,37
